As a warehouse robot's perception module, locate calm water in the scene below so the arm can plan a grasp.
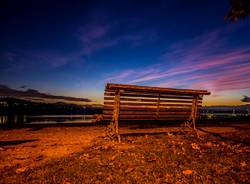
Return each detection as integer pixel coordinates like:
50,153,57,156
0,114,96,126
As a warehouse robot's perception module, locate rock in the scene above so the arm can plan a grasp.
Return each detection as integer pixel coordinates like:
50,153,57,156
110,155,117,161
35,155,44,161
15,155,28,160
240,161,247,168
206,142,213,148
191,143,200,150
16,167,27,174
182,169,193,175
106,175,113,182
102,145,111,150
125,167,134,173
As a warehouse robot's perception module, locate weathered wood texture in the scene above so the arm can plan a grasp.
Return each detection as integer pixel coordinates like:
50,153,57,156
113,90,121,142
104,83,210,141
103,86,209,120
106,83,210,95
104,83,210,122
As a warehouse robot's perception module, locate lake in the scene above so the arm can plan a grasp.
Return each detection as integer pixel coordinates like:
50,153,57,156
0,114,96,126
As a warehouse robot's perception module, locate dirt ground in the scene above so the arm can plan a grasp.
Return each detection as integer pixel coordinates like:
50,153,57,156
0,126,105,171
0,122,250,183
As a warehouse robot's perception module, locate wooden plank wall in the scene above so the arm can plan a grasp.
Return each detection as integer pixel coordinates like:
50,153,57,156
103,89,203,121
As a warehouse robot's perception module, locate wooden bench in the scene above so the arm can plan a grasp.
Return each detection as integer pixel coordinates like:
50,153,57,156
103,83,210,142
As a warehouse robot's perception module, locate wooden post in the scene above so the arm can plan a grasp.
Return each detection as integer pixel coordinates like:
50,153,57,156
191,95,199,129
197,95,203,119
156,93,160,120
114,89,121,142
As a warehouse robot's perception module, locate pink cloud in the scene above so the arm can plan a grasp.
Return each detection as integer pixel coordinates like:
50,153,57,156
105,70,137,83
103,27,250,97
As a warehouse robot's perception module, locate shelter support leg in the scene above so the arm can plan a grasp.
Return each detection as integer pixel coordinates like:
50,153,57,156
191,95,199,130
108,89,121,142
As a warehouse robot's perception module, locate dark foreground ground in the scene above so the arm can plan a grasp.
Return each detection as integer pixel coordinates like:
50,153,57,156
0,122,250,184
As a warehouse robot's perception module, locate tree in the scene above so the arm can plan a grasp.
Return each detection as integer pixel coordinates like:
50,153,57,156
225,0,250,22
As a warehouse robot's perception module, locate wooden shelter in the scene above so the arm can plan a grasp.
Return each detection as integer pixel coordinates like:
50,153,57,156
103,83,210,142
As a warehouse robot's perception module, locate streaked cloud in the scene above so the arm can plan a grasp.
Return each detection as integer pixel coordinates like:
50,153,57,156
0,20,157,72
80,22,110,44
79,20,158,55
104,26,250,97
0,49,84,72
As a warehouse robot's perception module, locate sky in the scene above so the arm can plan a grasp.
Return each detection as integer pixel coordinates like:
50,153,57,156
0,0,250,105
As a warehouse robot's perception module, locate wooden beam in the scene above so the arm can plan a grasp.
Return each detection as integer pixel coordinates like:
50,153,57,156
106,83,211,95
113,90,121,142
104,116,190,120
156,93,160,120
104,96,198,103
105,114,191,118
104,101,194,106
104,106,193,111
190,95,199,129
105,92,204,99
103,110,191,115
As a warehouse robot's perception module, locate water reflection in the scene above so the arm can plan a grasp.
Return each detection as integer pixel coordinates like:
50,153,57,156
0,115,8,124
0,114,95,127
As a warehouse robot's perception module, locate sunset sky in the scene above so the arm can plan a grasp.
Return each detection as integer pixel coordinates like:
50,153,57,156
0,0,250,105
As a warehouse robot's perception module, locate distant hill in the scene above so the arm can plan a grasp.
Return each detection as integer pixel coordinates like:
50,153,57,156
242,96,250,102
0,84,92,103
0,97,102,115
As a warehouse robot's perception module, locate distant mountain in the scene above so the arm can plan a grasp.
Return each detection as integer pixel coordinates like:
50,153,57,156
242,96,250,102
0,97,102,115
0,84,92,102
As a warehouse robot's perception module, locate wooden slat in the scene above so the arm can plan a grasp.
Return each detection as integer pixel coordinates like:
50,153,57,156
104,105,197,110
104,102,202,108
104,114,190,118
104,106,192,111
158,108,191,111
157,117,189,120
104,101,157,106
103,111,155,115
103,110,191,115
119,104,193,108
105,88,205,96
104,106,157,110
104,96,196,103
159,104,201,107
103,117,189,120
106,83,210,95
105,101,194,106
103,116,190,120
158,111,191,115
105,92,202,100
